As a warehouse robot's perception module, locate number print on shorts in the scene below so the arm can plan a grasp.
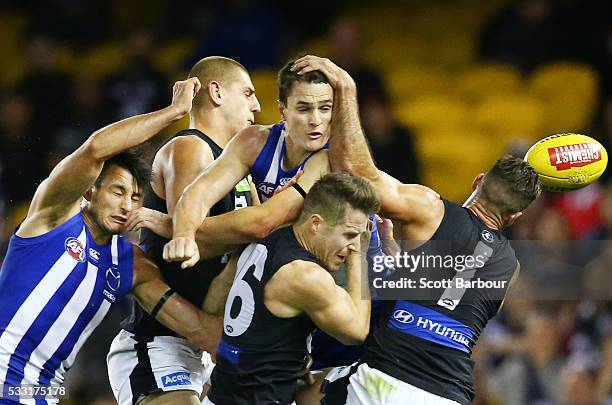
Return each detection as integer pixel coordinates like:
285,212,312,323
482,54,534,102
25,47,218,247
223,244,268,337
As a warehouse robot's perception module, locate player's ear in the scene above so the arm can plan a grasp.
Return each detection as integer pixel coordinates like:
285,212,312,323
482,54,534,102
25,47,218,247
83,187,94,202
471,173,485,192
505,212,522,227
310,213,323,232
208,81,222,106
278,101,286,121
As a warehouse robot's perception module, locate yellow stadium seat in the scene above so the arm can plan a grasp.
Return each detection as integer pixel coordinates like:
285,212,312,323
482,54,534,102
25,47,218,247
287,37,330,59
363,36,433,70
250,70,281,124
475,93,544,143
77,42,126,79
415,128,502,202
395,95,469,133
528,61,599,134
154,39,196,74
384,65,450,104
455,64,523,101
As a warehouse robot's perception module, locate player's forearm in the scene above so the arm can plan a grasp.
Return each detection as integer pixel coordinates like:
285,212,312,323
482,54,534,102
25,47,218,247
157,296,223,353
329,85,379,181
87,105,185,161
202,254,239,316
172,185,210,239
345,252,371,343
197,201,300,245
133,279,222,353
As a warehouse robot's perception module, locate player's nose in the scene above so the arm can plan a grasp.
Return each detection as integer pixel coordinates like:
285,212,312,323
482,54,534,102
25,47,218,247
310,110,322,126
251,96,261,113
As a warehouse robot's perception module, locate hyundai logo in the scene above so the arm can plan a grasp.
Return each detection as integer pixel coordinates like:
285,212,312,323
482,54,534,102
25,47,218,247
393,310,414,324
481,230,494,243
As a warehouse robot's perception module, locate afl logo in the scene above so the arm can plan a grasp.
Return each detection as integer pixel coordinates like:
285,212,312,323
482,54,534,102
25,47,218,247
65,237,85,262
393,310,414,324
257,182,276,198
481,230,494,243
105,267,121,291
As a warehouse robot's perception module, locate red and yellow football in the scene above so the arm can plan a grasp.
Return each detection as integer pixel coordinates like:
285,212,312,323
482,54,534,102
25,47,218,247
524,133,608,192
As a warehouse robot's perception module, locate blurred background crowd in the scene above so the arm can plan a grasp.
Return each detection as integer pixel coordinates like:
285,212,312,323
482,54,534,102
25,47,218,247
0,0,610,403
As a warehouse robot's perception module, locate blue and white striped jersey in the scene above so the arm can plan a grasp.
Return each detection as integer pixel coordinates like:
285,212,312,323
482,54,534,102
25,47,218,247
0,211,133,404
251,123,321,202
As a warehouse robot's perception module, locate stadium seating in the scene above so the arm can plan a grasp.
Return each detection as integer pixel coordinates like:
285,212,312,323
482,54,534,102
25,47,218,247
529,61,599,134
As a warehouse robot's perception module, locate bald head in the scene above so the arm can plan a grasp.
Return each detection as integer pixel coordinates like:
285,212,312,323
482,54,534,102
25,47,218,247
188,56,249,109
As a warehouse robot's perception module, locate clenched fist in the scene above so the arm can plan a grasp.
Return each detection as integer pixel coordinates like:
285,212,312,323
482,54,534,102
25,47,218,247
170,77,201,118
163,237,200,269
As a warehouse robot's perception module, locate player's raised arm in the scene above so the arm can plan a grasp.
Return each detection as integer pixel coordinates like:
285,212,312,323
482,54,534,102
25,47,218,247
131,247,222,354
292,56,441,224
165,125,267,267
273,249,371,346
24,79,200,224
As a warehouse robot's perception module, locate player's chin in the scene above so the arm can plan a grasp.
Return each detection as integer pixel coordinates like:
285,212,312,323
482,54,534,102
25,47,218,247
327,256,345,272
305,138,327,151
105,220,127,235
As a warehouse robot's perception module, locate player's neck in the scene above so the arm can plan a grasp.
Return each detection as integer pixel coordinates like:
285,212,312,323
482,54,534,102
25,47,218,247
81,208,112,245
283,135,309,169
464,200,504,230
292,224,316,255
190,111,234,148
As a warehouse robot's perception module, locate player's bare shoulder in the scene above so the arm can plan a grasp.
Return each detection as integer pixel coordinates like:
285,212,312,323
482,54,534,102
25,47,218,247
265,259,334,317
151,134,215,197
239,124,272,146
224,124,274,167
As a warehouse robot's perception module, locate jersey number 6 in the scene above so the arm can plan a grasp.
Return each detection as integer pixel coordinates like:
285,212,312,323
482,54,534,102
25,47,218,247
223,244,268,337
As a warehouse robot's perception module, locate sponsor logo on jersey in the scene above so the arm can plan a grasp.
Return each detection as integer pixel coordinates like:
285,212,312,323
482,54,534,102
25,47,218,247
89,248,100,261
161,371,191,387
103,289,116,303
391,305,471,348
235,178,251,192
481,230,494,243
548,143,601,171
393,310,414,324
278,177,292,186
105,266,121,291
65,237,85,262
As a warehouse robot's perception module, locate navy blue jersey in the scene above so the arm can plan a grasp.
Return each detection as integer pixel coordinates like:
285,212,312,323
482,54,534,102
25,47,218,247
362,200,518,404
123,129,252,337
208,227,322,404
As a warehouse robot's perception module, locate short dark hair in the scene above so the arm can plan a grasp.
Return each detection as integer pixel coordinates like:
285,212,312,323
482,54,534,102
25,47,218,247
480,155,542,216
95,148,151,190
297,172,380,225
278,57,330,104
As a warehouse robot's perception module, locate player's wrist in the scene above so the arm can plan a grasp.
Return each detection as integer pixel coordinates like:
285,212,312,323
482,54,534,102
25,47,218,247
165,104,189,122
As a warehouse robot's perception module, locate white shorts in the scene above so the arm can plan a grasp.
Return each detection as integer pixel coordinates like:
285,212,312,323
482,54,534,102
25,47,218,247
345,364,461,405
107,329,215,405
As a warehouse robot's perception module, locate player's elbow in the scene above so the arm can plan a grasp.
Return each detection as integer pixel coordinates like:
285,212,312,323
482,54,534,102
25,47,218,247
336,327,368,346
338,331,367,346
84,135,110,161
